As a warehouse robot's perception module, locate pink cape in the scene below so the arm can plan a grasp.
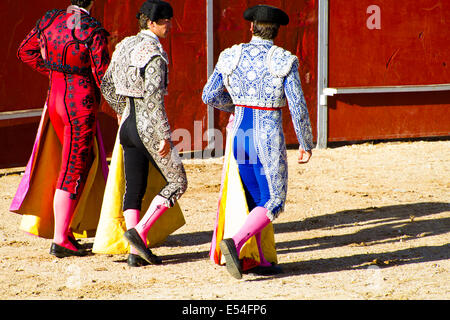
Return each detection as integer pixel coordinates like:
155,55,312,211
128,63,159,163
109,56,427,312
10,104,109,238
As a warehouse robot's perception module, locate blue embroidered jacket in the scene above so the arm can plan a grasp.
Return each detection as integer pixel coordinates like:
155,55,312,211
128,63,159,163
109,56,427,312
202,36,313,151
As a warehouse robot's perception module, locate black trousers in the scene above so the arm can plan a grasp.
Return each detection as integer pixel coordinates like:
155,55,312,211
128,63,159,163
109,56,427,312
119,98,162,211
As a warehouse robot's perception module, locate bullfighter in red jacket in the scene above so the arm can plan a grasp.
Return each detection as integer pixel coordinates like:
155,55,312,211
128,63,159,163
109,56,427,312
16,0,110,258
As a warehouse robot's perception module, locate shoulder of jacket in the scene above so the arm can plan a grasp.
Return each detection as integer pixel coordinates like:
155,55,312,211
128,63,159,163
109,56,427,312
36,9,63,31
79,15,104,32
73,15,109,43
129,37,167,68
216,44,243,75
266,45,298,77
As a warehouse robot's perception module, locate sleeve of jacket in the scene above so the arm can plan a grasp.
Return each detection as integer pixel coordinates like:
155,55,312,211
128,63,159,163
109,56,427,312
17,27,49,77
284,60,314,151
89,29,110,88
144,56,172,141
100,65,126,115
201,68,235,113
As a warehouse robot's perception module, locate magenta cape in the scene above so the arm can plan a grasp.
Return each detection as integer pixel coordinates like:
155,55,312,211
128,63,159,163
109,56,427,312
10,104,108,239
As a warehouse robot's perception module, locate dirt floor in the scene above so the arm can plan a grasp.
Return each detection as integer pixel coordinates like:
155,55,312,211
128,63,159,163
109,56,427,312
0,140,449,300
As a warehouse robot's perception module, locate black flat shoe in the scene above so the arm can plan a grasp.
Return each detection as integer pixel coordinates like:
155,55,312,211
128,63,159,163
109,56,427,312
143,248,163,265
123,228,163,265
245,263,284,276
68,236,82,250
49,243,87,258
127,254,150,267
219,238,242,279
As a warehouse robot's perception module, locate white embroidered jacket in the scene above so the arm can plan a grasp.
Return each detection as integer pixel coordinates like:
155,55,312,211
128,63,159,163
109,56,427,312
101,31,187,205
101,30,171,141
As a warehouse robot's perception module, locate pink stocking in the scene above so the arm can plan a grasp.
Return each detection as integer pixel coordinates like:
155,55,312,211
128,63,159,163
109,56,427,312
134,195,169,246
232,206,271,257
53,189,77,251
123,209,140,254
255,232,272,267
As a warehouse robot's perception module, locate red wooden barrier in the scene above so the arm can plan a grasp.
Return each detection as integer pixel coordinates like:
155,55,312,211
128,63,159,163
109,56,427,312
327,0,450,142
1,0,448,168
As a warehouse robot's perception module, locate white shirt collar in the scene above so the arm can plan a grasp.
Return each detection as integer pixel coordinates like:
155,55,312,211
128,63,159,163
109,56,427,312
140,29,160,43
251,35,274,45
69,5,90,15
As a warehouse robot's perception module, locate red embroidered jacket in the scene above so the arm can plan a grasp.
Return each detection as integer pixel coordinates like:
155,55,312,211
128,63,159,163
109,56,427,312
17,7,110,88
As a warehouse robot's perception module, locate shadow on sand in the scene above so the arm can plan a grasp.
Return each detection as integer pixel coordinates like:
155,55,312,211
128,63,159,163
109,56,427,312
153,202,449,273
110,202,449,274
268,202,449,278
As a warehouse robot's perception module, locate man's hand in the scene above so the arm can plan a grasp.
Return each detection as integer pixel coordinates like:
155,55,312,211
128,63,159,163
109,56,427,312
158,139,171,158
298,147,312,164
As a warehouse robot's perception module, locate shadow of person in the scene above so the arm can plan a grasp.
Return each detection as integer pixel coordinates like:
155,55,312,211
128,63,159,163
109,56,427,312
265,202,450,278
275,202,449,235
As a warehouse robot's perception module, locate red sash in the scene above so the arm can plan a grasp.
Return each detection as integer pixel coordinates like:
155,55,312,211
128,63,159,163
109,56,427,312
236,105,279,111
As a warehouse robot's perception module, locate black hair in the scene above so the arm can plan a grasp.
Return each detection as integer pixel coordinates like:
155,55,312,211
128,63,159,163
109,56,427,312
71,0,93,9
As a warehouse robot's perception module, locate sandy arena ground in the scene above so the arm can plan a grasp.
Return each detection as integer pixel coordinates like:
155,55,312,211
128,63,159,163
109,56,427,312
0,140,449,300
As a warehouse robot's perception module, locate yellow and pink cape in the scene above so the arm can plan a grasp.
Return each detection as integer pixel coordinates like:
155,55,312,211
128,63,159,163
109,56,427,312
210,116,277,271
10,106,185,251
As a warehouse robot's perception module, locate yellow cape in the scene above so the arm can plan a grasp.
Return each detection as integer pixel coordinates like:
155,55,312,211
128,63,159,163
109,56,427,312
10,107,107,239
210,123,277,270
92,134,185,254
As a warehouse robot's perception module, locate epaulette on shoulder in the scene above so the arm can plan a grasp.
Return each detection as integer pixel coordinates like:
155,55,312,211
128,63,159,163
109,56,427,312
216,44,243,75
73,15,109,44
130,38,167,68
36,9,63,34
110,36,132,64
266,45,298,77
79,15,104,32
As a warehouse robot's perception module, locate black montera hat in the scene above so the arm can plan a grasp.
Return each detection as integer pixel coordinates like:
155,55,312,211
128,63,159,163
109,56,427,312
244,5,289,25
137,0,173,21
